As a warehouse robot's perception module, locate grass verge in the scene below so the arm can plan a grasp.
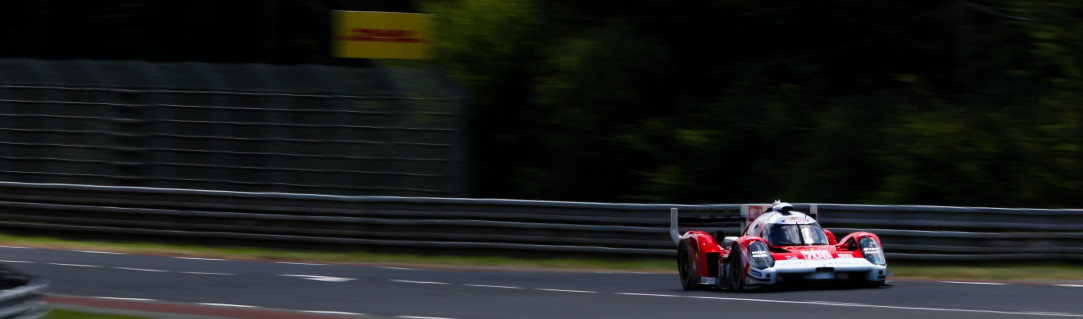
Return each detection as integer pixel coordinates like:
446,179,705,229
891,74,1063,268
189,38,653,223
1,232,1080,280
46,309,150,319
0,232,670,272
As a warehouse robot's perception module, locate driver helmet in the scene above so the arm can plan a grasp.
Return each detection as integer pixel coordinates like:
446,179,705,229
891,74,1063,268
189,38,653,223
771,200,794,213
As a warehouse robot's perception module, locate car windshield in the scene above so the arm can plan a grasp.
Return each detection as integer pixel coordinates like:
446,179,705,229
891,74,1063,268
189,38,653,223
765,224,829,246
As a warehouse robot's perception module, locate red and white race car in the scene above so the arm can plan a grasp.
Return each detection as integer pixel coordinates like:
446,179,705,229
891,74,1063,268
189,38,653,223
673,201,888,291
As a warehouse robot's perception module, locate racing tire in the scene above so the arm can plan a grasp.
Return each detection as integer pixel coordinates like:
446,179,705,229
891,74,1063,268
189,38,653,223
728,246,745,292
677,245,697,290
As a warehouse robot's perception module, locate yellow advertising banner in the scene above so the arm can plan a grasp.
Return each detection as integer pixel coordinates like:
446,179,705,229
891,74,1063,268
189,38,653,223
333,11,432,60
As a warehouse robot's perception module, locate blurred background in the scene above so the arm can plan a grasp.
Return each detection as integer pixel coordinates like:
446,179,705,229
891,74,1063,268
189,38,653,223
1,0,1081,208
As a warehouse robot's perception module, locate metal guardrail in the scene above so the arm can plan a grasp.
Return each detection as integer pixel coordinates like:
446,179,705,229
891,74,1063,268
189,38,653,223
0,264,50,319
0,181,1080,261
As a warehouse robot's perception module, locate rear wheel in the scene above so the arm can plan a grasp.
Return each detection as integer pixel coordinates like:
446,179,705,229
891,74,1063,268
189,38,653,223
677,245,696,290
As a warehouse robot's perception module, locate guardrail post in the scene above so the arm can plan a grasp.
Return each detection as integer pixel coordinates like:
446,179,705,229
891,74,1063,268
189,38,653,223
670,207,680,245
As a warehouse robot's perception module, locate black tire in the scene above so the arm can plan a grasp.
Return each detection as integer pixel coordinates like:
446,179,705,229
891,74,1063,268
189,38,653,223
728,247,745,291
678,245,697,290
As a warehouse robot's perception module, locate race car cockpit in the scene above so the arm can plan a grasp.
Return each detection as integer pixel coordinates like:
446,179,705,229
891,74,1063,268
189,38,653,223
764,223,830,246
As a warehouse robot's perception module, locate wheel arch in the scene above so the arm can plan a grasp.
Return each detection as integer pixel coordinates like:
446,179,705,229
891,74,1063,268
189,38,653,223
679,231,724,278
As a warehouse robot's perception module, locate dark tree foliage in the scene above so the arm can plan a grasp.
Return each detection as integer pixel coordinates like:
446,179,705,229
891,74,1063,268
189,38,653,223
3,0,1082,207
430,0,1083,207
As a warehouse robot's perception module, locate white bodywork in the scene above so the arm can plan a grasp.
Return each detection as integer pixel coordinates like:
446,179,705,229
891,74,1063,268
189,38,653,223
744,256,888,285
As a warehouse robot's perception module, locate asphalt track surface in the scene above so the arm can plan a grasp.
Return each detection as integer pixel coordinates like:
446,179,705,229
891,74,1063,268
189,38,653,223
2,246,1082,319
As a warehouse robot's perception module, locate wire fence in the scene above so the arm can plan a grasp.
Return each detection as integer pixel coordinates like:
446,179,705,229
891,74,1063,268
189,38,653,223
0,59,467,196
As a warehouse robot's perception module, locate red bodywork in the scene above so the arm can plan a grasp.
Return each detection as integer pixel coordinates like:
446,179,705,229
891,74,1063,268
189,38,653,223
679,229,882,284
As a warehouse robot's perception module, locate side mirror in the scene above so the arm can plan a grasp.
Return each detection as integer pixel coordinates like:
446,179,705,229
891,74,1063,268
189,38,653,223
824,229,837,245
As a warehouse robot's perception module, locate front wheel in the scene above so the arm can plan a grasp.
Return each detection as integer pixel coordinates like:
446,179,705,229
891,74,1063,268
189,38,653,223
728,247,745,291
678,245,697,290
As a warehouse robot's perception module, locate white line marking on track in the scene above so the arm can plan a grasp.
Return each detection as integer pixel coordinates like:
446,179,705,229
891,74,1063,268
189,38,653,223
940,281,1008,285
114,267,168,272
398,316,458,319
684,296,1083,317
617,292,679,297
280,274,355,282
379,266,419,271
1057,284,1083,288
812,301,868,307
174,257,228,261
95,297,157,302
276,262,327,266
691,296,776,302
390,279,450,285
1022,312,1078,316
464,284,523,289
75,250,124,255
49,263,99,268
537,288,597,293
198,303,257,308
181,271,233,276
304,310,366,316
0,260,34,263
0,246,29,249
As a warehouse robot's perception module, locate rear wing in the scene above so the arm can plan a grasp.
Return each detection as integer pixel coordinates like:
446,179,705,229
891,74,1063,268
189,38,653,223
670,203,818,245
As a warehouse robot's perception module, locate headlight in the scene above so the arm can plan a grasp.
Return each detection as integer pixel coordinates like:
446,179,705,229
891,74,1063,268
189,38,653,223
859,237,886,266
748,241,774,269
